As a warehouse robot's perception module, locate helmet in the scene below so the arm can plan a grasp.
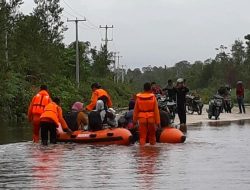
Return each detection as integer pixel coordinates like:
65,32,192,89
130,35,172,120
237,81,243,84
177,78,184,83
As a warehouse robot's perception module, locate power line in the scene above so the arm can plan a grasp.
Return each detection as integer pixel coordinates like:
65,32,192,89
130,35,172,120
62,0,84,18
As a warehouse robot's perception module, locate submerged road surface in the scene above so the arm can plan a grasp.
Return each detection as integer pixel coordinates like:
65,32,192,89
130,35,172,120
1,120,250,189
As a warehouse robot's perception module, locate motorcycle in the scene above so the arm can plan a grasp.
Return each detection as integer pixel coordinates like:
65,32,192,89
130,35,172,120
207,94,223,120
156,95,176,123
186,94,203,115
223,95,234,113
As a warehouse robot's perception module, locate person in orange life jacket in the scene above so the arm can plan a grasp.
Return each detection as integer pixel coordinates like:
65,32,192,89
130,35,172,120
40,97,72,145
86,83,113,111
27,85,51,143
64,102,88,131
174,78,189,133
133,82,160,145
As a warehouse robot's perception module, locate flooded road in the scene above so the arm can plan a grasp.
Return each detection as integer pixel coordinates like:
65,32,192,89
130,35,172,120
1,121,250,189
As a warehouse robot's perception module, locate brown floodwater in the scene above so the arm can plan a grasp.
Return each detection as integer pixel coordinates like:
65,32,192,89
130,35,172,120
1,120,250,189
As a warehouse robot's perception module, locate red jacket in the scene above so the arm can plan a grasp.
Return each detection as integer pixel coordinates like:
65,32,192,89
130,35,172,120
236,86,244,98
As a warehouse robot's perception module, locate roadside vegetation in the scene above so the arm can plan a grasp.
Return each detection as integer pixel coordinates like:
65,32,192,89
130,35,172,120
0,0,249,122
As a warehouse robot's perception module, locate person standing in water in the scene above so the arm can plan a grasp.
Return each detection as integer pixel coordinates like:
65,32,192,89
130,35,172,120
133,82,160,145
175,78,189,133
28,85,51,143
40,97,72,145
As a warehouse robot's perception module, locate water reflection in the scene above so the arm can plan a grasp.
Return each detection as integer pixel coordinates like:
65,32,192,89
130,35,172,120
135,146,161,190
1,121,250,189
30,145,62,189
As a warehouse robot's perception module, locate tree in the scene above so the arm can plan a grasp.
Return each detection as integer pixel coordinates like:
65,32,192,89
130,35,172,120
90,45,113,77
231,40,245,65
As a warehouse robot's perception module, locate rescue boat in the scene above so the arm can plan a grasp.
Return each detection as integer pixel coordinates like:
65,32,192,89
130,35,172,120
57,128,133,145
159,127,186,143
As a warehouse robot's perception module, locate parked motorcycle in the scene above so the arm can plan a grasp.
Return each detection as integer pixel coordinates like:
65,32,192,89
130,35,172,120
223,95,233,113
186,94,203,115
207,94,223,120
156,95,176,123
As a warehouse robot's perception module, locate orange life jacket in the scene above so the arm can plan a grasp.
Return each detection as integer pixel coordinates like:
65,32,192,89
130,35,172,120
136,93,156,118
96,89,108,99
40,102,60,126
31,90,50,115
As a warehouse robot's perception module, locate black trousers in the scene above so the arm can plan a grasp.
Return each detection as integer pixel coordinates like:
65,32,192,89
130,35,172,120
237,97,246,113
177,105,186,124
40,121,57,144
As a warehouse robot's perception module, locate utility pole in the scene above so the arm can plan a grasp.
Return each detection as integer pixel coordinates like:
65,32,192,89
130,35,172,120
116,54,122,83
99,25,113,51
1,0,8,66
67,17,86,87
113,52,117,83
121,65,125,83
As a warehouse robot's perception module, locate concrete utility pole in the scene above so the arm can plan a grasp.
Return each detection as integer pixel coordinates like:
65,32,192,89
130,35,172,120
99,25,113,50
67,17,86,87
121,65,125,83
1,0,8,66
113,52,117,83
116,54,123,83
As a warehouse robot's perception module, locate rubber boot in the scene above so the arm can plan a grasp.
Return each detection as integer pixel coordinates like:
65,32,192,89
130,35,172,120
179,124,187,133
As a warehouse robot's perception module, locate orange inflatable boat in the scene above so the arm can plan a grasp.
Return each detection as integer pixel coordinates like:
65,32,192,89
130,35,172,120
57,128,132,145
159,127,186,143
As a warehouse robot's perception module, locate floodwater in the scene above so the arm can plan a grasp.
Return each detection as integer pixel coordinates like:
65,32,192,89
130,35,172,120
1,120,250,189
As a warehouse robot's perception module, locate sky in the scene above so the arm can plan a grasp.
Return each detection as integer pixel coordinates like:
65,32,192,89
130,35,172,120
20,0,250,69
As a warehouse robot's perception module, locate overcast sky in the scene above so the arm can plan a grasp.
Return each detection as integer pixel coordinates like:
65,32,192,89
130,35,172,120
21,0,250,69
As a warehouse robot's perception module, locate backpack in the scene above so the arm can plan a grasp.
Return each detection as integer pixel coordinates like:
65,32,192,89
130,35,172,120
64,111,79,131
88,110,103,131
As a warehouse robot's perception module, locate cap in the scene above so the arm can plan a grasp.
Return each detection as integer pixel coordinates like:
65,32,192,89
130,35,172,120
177,78,184,83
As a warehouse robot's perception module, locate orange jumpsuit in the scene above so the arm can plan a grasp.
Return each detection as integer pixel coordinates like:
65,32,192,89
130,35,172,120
133,92,160,145
27,90,51,143
86,88,113,111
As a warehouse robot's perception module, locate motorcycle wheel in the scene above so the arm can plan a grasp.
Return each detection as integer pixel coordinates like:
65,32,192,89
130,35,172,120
170,112,175,123
186,105,194,114
198,106,202,115
214,109,220,120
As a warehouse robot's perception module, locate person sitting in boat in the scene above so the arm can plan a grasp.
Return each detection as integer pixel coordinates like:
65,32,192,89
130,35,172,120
88,100,116,131
86,83,113,111
156,110,171,142
118,96,135,129
40,97,72,145
64,102,88,131
124,99,135,129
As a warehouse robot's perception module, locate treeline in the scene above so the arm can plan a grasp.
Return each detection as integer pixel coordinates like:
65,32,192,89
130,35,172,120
126,37,250,102
1,0,250,122
0,0,133,121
